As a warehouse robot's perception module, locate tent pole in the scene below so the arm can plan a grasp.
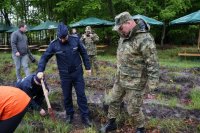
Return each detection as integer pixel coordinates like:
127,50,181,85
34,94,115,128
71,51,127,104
5,33,7,45
198,25,200,52
160,23,166,47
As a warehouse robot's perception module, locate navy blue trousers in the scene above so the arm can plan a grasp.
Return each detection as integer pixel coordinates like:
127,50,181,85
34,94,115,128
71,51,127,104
60,67,89,117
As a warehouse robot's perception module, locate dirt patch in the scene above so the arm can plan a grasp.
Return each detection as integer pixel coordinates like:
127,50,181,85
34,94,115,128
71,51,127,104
8,60,200,132
143,103,200,120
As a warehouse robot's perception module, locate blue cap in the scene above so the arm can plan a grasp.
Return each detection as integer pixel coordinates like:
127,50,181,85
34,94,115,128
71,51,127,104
57,22,68,38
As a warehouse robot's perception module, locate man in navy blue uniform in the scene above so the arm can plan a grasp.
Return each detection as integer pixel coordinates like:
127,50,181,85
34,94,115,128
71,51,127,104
37,22,92,127
16,73,48,116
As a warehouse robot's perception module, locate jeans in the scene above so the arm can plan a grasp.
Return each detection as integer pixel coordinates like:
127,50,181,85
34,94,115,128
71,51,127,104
12,53,30,81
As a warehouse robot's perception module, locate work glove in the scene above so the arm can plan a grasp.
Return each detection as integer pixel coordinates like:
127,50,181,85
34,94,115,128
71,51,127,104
39,108,47,116
37,72,44,79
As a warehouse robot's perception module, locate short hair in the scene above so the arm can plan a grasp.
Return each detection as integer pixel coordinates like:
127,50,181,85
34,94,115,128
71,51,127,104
18,22,25,28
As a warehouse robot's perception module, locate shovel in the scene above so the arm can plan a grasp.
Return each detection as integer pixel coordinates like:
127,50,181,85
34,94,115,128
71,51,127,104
41,79,56,121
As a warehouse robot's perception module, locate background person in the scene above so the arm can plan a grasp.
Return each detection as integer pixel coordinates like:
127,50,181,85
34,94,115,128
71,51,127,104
100,12,159,133
71,28,81,38
11,23,30,82
0,86,31,133
81,26,99,75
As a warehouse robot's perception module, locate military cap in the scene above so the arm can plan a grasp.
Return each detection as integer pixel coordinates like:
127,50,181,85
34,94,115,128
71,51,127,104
113,11,133,31
85,26,92,32
57,22,68,38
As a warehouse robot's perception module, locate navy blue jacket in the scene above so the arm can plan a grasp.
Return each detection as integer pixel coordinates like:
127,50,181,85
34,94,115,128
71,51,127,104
16,74,45,111
38,35,91,76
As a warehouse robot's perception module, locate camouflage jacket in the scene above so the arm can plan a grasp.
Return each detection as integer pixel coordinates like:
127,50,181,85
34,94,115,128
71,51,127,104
81,33,99,55
117,25,159,91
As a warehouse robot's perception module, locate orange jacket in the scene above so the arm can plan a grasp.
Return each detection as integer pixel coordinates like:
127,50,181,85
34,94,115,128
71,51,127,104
0,86,31,120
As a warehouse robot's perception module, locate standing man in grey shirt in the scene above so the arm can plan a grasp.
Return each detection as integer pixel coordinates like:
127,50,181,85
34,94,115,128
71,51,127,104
11,23,30,81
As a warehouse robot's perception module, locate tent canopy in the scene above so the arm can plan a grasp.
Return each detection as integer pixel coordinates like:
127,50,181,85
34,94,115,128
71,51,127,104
31,20,58,31
0,24,12,32
6,25,33,33
132,14,164,25
69,17,114,28
170,10,200,25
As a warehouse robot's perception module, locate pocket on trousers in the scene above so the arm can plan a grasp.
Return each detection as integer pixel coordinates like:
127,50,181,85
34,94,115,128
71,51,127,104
119,72,144,90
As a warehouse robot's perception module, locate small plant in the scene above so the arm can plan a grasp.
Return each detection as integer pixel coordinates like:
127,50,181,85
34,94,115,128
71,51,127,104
168,97,179,108
48,90,63,101
15,123,36,133
146,118,159,129
187,88,200,109
97,55,116,63
84,126,97,133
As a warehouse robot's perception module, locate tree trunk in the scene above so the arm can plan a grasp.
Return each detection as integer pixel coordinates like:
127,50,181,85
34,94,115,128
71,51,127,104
1,10,11,26
107,0,115,19
46,0,50,20
144,0,147,15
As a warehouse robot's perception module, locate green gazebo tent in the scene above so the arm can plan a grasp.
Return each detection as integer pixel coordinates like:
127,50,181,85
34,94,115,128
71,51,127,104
170,10,200,50
6,25,33,33
170,10,200,25
69,17,114,28
0,23,12,32
132,14,164,25
31,20,58,31
30,20,59,45
0,24,12,45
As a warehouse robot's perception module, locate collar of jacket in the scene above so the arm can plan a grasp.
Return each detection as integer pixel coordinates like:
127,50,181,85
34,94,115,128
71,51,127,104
121,23,149,40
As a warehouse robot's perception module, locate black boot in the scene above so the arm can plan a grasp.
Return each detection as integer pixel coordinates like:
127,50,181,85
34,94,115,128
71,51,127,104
82,117,92,127
100,118,117,133
66,115,73,124
136,127,145,133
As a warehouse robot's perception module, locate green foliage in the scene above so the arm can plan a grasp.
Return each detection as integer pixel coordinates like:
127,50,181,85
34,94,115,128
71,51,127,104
82,0,102,14
0,0,199,46
159,0,191,21
168,25,199,45
0,0,11,11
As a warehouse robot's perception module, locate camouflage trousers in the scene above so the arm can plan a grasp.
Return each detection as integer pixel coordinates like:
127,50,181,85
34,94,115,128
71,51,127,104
89,55,99,75
107,76,146,128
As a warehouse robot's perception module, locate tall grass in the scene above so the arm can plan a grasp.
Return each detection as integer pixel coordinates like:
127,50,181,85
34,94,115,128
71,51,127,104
97,46,200,68
15,111,72,133
147,118,187,133
187,88,200,109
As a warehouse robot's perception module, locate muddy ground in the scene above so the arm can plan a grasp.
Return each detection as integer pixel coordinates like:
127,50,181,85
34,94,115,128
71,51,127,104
1,61,200,133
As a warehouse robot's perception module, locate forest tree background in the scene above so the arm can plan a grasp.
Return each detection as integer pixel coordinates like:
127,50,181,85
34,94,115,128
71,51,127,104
0,0,200,45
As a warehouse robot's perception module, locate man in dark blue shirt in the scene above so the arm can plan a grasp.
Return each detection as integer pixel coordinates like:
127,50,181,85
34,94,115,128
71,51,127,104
16,73,48,116
37,22,92,127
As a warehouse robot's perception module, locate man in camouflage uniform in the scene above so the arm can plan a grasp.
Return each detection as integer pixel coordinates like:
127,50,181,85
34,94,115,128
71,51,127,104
81,26,99,75
100,12,159,133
